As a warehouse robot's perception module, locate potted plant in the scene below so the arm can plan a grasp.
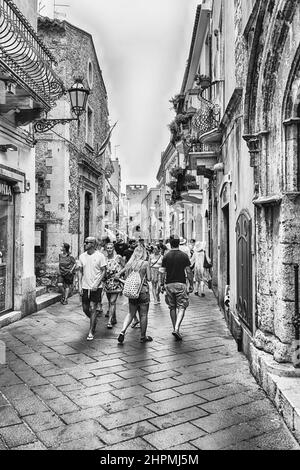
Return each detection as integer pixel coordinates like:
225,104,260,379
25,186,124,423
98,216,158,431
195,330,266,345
195,74,211,88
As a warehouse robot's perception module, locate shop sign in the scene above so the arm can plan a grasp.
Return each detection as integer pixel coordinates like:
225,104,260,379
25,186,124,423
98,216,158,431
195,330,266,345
0,180,13,201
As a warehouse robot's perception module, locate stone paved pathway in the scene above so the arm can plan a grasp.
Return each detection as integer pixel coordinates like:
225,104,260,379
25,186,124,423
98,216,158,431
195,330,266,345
0,290,299,450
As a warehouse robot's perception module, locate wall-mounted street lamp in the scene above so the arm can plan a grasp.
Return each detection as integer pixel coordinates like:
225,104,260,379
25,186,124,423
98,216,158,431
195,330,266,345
33,78,90,133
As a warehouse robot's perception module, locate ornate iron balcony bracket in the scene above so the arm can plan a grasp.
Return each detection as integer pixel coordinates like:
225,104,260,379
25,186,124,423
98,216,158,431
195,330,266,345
33,118,78,133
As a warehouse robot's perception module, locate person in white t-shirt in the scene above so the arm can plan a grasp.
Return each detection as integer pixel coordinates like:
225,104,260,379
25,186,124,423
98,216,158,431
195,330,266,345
77,236,107,341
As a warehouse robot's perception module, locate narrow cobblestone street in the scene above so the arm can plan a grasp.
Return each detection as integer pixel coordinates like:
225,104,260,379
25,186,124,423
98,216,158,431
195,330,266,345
0,291,299,451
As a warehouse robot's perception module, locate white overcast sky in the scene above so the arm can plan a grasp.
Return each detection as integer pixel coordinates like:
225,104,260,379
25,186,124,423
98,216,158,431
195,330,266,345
41,0,202,191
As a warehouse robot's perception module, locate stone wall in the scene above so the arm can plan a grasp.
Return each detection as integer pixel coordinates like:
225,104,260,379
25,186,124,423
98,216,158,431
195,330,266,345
35,18,111,287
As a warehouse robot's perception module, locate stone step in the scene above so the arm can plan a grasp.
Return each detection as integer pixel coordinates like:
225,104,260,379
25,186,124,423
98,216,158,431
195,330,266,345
0,311,22,329
36,292,62,312
36,286,47,297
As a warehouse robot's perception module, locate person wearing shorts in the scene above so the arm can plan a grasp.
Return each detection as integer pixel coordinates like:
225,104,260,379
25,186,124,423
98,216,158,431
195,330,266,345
160,236,194,341
77,237,107,341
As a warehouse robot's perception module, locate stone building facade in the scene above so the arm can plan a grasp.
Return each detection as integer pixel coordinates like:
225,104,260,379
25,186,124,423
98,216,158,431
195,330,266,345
0,0,64,321
35,17,112,286
155,0,300,421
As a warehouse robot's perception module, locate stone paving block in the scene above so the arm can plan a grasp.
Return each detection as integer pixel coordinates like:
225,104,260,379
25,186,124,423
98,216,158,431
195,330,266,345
0,405,23,427
143,422,204,450
110,376,150,390
196,383,249,401
244,429,300,450
99,420,158,446
174,380,216,395
199,392,257,414
64,383,113,400
80,373,123,387
104,437,156,451
60,407,108,425
32,384,64,401
54,435,104,450
0,367,23,386
142,377,182,393
71,391,119,409
11,441,47,450
111,384,149,400
1,384,36,401
37,420,106,448
145,388,180,402
191,422,262,450
10,397,49,416
146,393,206,416
99,406,156,430
0,423,37,448
233,398,277,420
23,411,63,432
168,442,199,450
48,374,80,387
100,396,153,414
57,382,85,393
12,370,49,387
145,370,180,382
149,406,208,430
192,409,247,433
66,368,95,380
34,366,66,378
46,396,80,414
112,368,148,380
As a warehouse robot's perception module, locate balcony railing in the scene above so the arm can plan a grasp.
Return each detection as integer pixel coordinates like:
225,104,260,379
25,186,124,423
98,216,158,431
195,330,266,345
191,81,224,138
0,0,64,111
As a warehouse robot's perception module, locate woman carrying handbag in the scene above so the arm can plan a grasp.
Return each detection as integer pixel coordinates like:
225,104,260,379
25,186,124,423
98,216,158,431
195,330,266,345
116,245,153,344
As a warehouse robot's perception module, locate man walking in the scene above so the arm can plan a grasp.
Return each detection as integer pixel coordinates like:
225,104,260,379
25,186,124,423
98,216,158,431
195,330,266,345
77,236,107,341
160,236,194,341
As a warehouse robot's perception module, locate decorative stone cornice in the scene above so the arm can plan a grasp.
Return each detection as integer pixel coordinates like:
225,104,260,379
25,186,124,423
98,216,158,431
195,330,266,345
252,194,282,207
243,133,261,167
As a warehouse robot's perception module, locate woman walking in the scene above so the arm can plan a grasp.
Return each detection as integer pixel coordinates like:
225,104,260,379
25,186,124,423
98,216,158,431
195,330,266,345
149,245,163,304
104,243,124,329
116,245,153,344
191,241,212,297
59,243,76,305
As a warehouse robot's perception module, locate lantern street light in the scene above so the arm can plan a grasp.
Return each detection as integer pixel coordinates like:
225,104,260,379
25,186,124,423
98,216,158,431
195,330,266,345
33,78,90,133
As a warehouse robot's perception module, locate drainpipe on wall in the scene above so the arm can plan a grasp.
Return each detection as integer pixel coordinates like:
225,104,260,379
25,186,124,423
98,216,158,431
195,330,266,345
293,264,300,368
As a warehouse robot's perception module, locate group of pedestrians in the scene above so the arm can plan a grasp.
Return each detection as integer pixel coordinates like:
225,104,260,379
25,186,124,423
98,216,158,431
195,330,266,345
57,233,212,343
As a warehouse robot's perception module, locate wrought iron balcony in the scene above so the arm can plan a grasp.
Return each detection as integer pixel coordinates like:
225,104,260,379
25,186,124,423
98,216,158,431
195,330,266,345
0,0,64,112
191,80,224,142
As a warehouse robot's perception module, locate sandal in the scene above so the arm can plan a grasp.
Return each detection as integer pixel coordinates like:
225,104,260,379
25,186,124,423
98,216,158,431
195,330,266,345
87,333,94,341
140,336,153,343
118,333,125,344
107,323,113,329
131,320,140,328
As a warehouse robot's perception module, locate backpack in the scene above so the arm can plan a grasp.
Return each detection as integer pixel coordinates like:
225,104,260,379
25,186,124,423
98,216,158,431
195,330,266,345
123,271,145,299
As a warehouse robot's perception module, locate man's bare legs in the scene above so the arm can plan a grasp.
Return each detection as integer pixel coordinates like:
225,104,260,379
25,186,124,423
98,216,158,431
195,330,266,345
170,307,185,340
87,301,98,339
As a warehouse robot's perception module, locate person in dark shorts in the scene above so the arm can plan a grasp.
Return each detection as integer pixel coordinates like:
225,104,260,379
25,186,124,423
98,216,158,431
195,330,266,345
160,236,194,341
59,243,76,305
77,237,107,341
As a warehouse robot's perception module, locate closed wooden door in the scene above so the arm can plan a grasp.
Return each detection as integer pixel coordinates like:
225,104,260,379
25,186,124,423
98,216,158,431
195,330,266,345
236,211,253,332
